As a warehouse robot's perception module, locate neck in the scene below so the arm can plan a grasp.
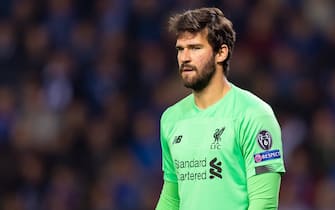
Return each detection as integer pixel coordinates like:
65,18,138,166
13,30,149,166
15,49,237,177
193,74,231,110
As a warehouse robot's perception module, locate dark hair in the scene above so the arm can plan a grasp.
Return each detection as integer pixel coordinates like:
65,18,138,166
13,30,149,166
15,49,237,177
168,7,236,75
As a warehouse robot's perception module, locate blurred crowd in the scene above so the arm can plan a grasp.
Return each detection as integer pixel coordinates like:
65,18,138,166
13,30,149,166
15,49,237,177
0,0,334,209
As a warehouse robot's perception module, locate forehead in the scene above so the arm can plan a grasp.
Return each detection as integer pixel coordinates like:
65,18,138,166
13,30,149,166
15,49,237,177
176,30,209,46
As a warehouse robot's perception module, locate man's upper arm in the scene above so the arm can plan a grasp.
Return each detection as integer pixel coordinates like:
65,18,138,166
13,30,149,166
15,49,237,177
156,181,180,210
160,110,178,182
239,109,286,178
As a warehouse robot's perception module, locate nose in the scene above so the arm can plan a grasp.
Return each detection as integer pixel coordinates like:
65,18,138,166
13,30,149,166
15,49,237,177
179,49,191,63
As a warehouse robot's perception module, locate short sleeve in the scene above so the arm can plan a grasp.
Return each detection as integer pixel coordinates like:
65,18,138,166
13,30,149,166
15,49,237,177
160,110,178,183
239,109,286,178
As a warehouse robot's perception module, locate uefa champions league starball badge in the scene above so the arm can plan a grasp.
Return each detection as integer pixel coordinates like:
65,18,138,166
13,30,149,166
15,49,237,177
256,130,272,150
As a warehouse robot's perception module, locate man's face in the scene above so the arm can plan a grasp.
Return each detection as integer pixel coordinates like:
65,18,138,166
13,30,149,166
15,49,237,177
176,31,216,92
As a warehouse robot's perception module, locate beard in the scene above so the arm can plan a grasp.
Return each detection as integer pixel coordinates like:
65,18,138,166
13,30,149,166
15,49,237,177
179,56,216,92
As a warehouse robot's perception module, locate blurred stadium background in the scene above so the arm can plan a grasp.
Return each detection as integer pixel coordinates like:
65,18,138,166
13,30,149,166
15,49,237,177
0,0,334,209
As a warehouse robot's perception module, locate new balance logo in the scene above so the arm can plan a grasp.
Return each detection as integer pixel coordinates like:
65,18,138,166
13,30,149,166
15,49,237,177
172,135,183,144
209,158,222,179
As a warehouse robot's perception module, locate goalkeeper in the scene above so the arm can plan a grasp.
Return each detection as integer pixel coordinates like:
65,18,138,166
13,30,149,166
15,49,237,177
156,7,285,210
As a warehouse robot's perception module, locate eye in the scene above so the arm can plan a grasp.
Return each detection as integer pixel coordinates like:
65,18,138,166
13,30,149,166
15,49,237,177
176,46,183,52
190,45,202,50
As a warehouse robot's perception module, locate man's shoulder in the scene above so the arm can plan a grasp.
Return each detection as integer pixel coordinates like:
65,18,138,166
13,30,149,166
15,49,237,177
161,94,193,121
232,84,274,116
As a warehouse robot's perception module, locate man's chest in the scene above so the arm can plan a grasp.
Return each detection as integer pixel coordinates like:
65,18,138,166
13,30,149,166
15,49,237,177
168,118,238,156
167,117,244,182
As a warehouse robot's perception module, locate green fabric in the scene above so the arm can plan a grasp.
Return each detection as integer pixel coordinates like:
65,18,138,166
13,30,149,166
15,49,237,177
159,83,285,210
247,173,281,210
156,181,180,210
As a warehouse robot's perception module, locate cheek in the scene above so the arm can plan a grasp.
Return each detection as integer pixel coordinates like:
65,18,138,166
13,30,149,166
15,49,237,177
196,54,212,68
177,53,185,66
177,54,182,64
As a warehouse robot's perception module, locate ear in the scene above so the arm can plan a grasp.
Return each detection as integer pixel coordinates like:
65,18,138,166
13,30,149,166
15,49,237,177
215,44,228,63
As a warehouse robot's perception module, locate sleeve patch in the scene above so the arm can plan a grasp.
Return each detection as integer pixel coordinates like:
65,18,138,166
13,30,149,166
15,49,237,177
256,130,273,150
255,165,275,174
254,149,281,163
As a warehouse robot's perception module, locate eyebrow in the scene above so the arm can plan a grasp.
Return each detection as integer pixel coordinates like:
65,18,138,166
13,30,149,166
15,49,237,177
175,44,203,49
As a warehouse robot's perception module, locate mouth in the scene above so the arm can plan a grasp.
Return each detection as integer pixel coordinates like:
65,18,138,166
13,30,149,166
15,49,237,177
181,67,194,72
180,65,195,73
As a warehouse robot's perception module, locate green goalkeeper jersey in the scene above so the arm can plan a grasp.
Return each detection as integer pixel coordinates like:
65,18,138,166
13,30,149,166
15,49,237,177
160,84,285,210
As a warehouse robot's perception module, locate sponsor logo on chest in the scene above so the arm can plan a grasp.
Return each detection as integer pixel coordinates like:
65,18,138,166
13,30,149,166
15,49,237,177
174,157,223,181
